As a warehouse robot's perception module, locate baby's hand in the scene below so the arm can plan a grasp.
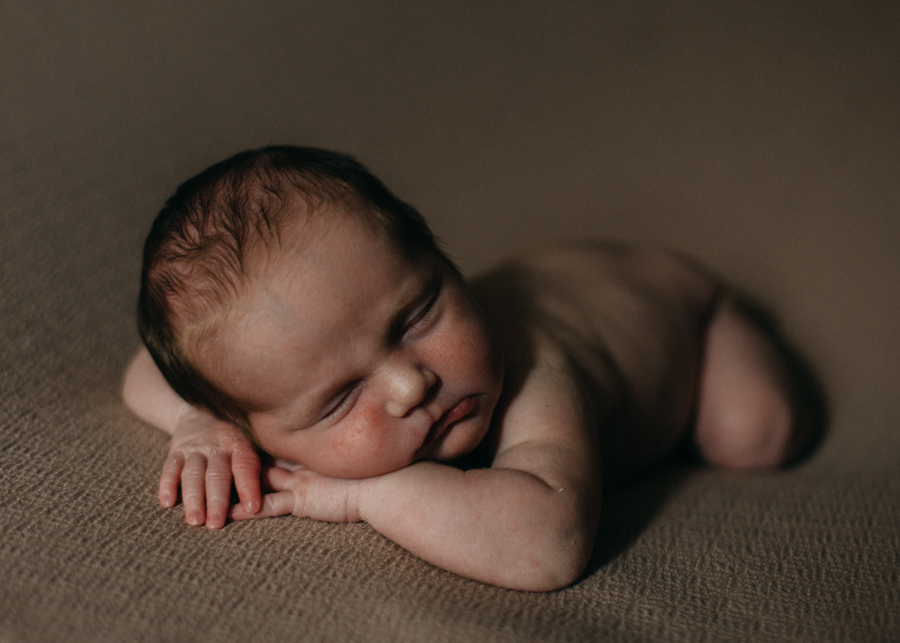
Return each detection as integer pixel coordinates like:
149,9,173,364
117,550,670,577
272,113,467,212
159,412,261,529
229,466,363,524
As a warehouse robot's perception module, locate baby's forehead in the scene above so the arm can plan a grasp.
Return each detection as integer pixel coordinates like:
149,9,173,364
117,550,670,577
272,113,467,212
197,218,443,405
258,207,429,277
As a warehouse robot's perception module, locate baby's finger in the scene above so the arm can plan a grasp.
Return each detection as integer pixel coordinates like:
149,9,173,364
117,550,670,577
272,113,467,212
180,453,208,527
158,453,185,508
262,466,299,491
229,490,295,521
232,447,262,514
204,453,233,530
271,457,306,472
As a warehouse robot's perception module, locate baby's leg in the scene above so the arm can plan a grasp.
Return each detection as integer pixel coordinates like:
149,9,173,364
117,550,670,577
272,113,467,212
694,299,807,469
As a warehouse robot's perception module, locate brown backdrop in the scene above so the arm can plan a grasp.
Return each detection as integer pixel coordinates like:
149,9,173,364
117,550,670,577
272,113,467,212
2,1,898,641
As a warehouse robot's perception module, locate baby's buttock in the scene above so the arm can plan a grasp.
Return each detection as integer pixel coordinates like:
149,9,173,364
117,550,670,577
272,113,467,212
475,243,721,479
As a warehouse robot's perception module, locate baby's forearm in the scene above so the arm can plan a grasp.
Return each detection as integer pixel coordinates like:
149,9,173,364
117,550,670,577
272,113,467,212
358,461,598,592
122,347,202,435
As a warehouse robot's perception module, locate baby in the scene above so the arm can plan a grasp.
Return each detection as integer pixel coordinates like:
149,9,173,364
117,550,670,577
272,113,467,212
123,146,816,591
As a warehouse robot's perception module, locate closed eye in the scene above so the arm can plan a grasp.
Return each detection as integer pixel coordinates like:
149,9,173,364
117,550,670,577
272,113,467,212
403,281,441,338
321,382,361,422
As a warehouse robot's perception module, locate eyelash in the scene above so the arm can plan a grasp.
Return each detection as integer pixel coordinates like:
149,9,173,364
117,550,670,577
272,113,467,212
403,286,440,337
323,383,360,420
321,281,441,422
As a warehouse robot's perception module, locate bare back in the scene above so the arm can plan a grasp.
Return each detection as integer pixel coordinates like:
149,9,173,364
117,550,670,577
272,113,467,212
471,242,720,481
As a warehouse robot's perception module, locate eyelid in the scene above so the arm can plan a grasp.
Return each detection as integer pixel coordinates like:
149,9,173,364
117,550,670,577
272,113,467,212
321,382,361,422
403,280,442,337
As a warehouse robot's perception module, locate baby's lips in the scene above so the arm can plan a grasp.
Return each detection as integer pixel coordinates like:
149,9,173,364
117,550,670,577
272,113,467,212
431,395,477,442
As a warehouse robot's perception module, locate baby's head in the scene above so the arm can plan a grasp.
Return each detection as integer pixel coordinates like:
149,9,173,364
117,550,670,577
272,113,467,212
140,146,503,477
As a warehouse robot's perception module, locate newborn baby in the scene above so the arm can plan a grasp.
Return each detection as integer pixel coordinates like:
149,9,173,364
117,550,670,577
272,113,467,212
123,146,813,591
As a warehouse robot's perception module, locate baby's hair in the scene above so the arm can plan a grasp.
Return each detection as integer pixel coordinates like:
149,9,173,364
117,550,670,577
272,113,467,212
138,145,440,434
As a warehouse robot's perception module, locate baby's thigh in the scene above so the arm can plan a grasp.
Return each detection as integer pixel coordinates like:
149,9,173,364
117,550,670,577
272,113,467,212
693,300,797,469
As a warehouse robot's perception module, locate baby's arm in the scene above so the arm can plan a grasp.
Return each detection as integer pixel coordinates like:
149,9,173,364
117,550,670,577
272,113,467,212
123,348,262,528
231,336,602,591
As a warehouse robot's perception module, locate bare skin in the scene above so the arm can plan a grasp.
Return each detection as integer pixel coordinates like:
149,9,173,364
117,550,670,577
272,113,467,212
123,217,803,591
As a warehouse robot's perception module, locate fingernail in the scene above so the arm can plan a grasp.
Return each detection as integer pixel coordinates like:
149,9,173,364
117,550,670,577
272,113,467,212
207,515,222,529
246,500,259,513
187,511,203,526
160,494,173,507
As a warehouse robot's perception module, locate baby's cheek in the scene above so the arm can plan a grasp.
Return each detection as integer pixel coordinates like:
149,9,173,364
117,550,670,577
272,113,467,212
333,409,384,455
326,404,395,477
438,324,499,389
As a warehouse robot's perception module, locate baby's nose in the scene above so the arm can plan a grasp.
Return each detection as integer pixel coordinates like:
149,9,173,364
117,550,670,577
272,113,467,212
385,361,437,418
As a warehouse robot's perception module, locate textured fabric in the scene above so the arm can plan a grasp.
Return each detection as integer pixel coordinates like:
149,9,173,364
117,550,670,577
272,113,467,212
2,1,898,641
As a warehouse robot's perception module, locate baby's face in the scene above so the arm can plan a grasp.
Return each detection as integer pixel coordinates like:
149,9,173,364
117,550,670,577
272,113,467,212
203,211,503,478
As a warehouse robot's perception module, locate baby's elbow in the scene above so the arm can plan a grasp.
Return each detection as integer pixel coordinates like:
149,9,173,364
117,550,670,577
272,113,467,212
512,557,586,592
502,548,587,592
525,535,592,591
507,512,596,592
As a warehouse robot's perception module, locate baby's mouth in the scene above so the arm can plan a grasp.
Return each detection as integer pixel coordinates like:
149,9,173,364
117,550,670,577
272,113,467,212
424,395,477,447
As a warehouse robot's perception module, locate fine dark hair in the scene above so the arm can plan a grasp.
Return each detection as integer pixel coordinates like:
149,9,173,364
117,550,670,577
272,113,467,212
138,145,440,434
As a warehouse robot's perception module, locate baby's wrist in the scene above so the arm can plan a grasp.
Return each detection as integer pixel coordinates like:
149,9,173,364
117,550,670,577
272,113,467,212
355,476,380,523
172,409,231,439
354,463,425,523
